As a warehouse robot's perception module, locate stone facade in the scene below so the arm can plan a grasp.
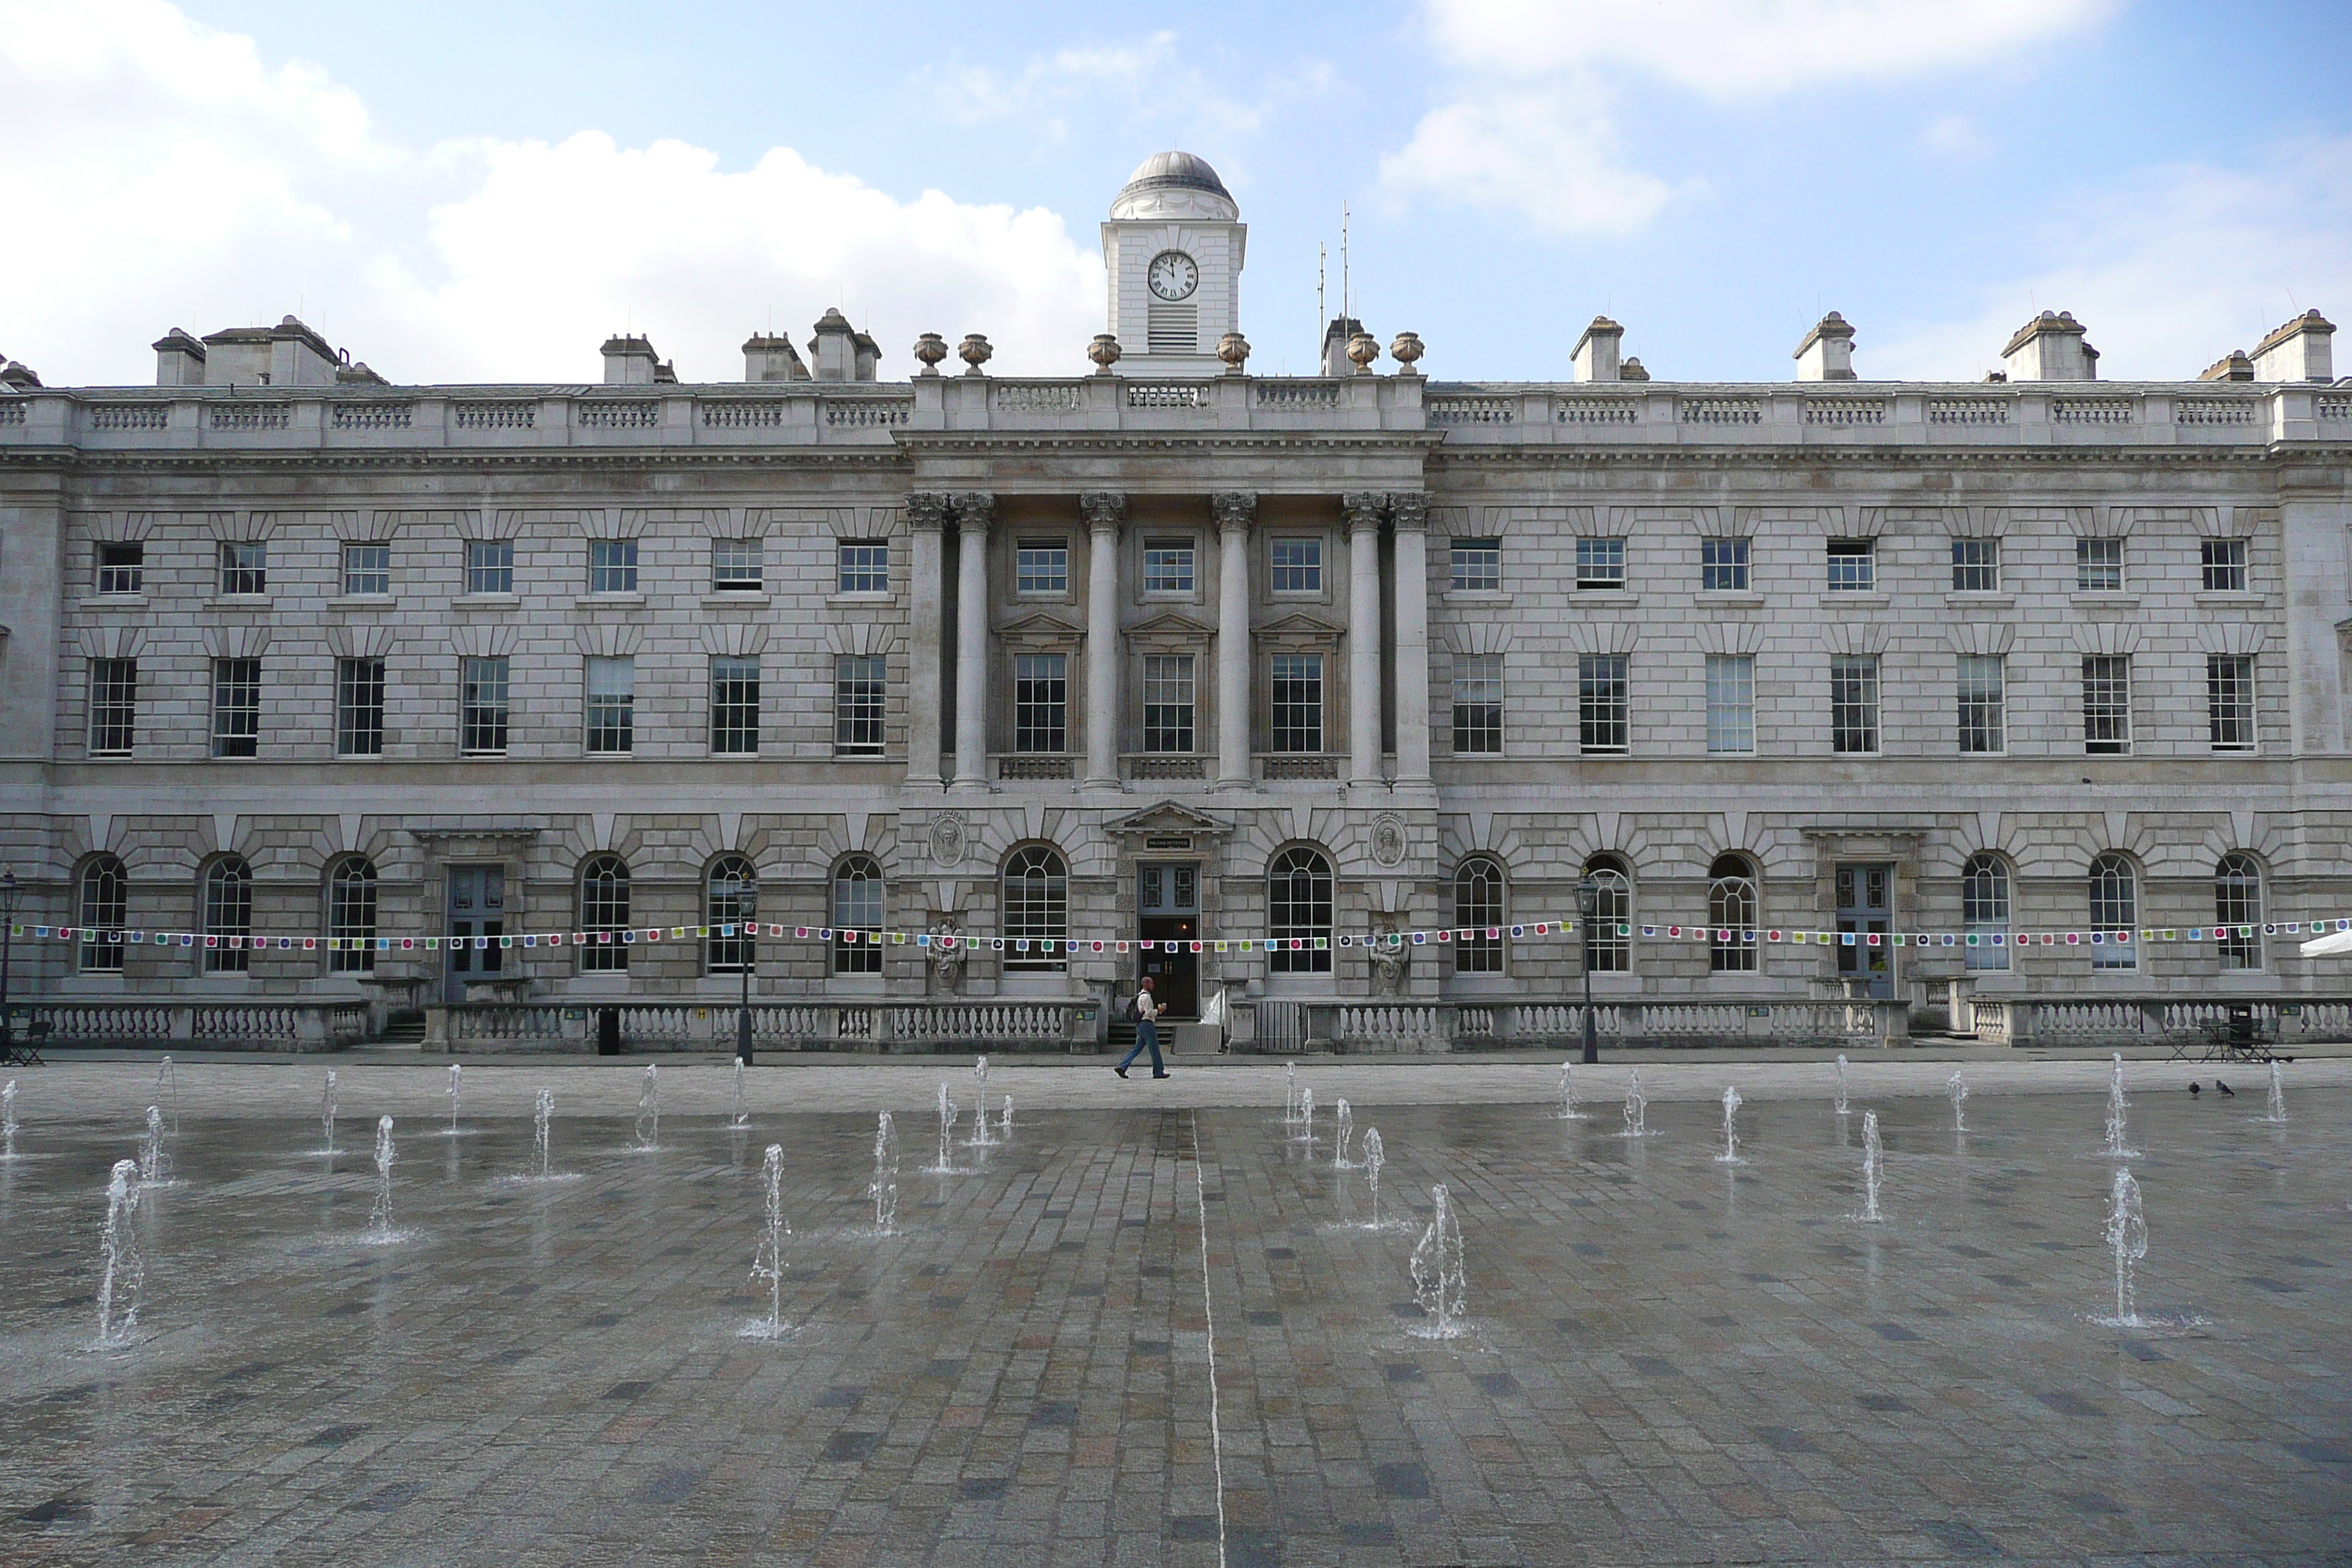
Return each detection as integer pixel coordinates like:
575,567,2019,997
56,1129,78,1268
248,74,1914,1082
3,154,2351,1044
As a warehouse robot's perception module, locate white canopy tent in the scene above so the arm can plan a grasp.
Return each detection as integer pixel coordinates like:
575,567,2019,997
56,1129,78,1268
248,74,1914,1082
2299,929,2352,957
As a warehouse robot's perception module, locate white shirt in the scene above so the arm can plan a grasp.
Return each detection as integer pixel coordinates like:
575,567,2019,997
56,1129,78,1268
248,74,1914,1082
1135,989,1161,1022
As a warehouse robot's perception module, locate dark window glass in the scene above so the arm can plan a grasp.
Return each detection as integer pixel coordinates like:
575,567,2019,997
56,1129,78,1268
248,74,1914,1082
834,655,886,755
78,856,128,973
711,656,760,755
1015,540,1068,595
713,538,765,591
833,856,884,974
336,657,385,756
1452,859,1504,974
2082,655,2131,753
1830,655,1878,754
1267,846,1333,973
1578,654,1627,753
466,539,514,595
587,538,638,594
461,656,509,755
2207,654,2255,751
706,856,757,974
579,855,630,970
1270,654,1323,753
1450,538,1501,592
329,858,377,973
96,541,143,595
211,657,260,758
88,657,136,756
2201,538,2248,592
1014,654,1067,753
219,541,267,596
203,856,252,973
585,656,633,753
1708,854,1757,973
342,542,391,596
1700,537,1749,592
1002,846,1068,972
1454,653,1503,755
1142,655,1195,753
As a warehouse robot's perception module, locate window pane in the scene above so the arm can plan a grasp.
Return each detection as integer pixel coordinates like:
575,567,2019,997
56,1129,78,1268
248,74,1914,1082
711,655,761,754
1950,538,1999,592
1002,846,1068,972
96,541,143,595
336,657,385,756
1708,858,1757,972
329,858,378,973
2076,537,2122,592
2216,854,2262,970
834,654,886,755
1962,854,2010,971
1014,653,1067,753
1586,865,1630,971
1825,538,1874,591
1830,655,1878,754
78,858,127,973
585,656,634,753
1450,538,1500,592
579,856,630,970
1270,654,1323,753
466,539,513,595
2201,538,2247,592
461,656,510,755
1957,655,2004,754
1575,537,1626,589
834,540,887,594
714,538,766,590
211,657,260,758
1143,540,1195,594
588,538,638,594
1142,654,1196,753
1268,848,1333,973
2207,655,2255,751
1705,655,1753,754
342,542,391,596
1015,540,1068,595
1452,652,1503,755
203,858,253,973
2089,853,2136,968
1700,537,1749,592
2083,655,2131,753
219,541,266,596
706,858,757,973
1270,538,1323,593
1452,860,1504,973
1578,654,1627,753
832,856,884,973
88,657,136,756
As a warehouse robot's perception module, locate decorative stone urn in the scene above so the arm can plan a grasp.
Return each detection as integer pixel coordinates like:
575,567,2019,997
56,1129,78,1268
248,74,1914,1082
1087,333,1122,374
913,333,949,375
1389,331,1425,374
1217,332,1251,373
958,333,993,375
1346,331,1381,374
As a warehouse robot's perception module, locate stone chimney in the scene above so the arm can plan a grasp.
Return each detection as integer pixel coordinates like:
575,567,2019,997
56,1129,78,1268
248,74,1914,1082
852,331,881,382
154,328,207,386
2198,349,2254,382
743,334,808,382
1793,312,1857,381
2251,309,2334,382
2001,311,2097,382
0,360,40,391
1321,316,1363,378
1572,316,1623,383
601,334,662,385
807,309,859,382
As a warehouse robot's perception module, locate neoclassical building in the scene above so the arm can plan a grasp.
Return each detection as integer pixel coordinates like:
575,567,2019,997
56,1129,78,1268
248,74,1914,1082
2,151,2349,1052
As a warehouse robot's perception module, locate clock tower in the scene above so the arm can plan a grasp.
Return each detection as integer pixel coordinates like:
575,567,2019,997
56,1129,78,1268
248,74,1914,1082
1102,151,1245,377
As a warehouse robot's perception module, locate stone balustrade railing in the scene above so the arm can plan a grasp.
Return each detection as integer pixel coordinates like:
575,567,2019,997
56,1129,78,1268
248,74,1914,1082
19,1001,371,1051
1967,997,2352,1049
428,1000,1093,1054
1231,998,1916,1052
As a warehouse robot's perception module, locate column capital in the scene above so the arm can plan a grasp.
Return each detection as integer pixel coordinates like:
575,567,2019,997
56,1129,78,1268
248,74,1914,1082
1210,491,1257,534
949,491,996,534
1341,491,1386,532
1079,491,1126,535
1387,491,1431,532
904,492,950,533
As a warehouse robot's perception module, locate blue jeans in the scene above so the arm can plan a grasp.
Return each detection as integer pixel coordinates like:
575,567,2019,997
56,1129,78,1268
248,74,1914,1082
1119,1021,1164,1074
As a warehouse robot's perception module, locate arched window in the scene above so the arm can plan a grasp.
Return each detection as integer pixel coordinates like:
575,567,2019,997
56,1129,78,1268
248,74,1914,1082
2216,853,2263,970
1584,855,1631,973
833,855,885,975
1001,846,1068,973
202,856,252,974
328,857,377,973
1707,853,1757,973
1268,846,1333,973
78,856,127,974
1961,853,2010,972
2088,853,2136,970
706,856,757,975
1452,858,1505,974
579,854,630,972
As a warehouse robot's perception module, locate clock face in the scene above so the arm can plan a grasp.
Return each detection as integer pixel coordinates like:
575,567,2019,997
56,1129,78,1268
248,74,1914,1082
1147,251,1199,301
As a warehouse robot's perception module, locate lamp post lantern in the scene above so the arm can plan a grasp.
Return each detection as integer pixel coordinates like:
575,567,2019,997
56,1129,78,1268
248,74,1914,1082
734,881,757,1067
1575,878,1600,1065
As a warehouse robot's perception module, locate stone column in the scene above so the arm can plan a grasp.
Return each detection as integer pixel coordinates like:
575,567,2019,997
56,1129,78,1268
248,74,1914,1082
1212,492,1256,788
1390,491,1433,788
1080,492,1126,789
903,493,948,788
1343,492,1387,788
950,492,995,788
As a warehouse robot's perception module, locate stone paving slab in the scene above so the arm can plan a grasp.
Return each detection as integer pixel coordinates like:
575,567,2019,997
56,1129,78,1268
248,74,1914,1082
0,1067,2346,1565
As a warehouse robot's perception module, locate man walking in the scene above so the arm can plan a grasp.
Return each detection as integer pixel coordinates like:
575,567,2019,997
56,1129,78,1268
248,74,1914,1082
1113,975,1168,1079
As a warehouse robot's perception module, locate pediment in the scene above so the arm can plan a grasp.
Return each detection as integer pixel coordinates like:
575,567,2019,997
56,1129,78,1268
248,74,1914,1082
995,608,1085,641
1257,609,1346,638
1125,608,1215,639
1105,800,1233,838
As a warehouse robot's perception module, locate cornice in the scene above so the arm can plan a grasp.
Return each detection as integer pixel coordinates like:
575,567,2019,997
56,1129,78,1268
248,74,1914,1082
1428,443,2349,472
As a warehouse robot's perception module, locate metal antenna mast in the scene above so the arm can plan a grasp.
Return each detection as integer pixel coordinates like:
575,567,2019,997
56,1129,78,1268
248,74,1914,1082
1317,243,1326,366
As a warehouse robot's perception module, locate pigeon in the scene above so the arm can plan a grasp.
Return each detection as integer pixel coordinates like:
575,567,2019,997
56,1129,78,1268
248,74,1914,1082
2217,1080,2235,1097
2189,1082,2201,1096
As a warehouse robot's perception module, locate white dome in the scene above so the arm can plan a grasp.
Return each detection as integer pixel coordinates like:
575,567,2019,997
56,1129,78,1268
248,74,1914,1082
1109,151,1238,222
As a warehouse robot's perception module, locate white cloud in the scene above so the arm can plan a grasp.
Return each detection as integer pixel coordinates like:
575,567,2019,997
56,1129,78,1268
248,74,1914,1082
1872,138,2352,381
1378,85,1686,236
1919,112,1991,161
0,0,1106,386
1420,0,2122,99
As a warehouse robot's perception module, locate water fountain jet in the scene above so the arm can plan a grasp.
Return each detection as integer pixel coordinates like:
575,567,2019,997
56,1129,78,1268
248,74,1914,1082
1834,1055,1850,1117
745,1143,791,1338
870,1112,901,1233
532,1088,555,1180
927,1082,960,1173
2,1079,18,1162
366,1115,397,1241
94,1158,145,1348
138,1105,172,1188
1946,1071,1968,1133
1556,1060,1586,1120
1858,1110,1885,1224
968,1057,998,1146
157,1055,178,1134
2103,1166,2149,1327
633,1063,661,1150
730,1058,747,1129
2100,1055,2138,1157
1362,1128,1387,1229
1716,1085,1744,1164
1407,1182,1468,1339
1333,1098,1356,1168
1282,1063,1302,1124
445,1063,463,1136
2263,1060,2288,1125
1621,1071,1651,1138
320,1069,339,1158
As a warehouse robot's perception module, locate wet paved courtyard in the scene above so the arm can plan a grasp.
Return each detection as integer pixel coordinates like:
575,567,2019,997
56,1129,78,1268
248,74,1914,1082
1,1064,2348,1566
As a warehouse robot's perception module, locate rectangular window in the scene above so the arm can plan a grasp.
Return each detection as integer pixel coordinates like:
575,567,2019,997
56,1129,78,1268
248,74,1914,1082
1015,539,1068,595
335,657,385,756
88,657,136,756
713,538,765,592
1578,654,1629,754
1142,653,1196,753
1450,538,1501,592
95,541,143,595
1575,537,1626,589
1270,653,1324,753
1143,538,1196,595
587,538,638,594
2082,655,2132,753
1270,538,1323,594
710,655,761,755
459,657,510,756
833,539,886,594
1956,655,2005,754
1950,538,2000,592
1700,537,1749,592
1705,654,1754,754
218,540,267,596
211,657,260,757
584,655,634,753
342,541,391,597
465,539,514,596
1825,538,1874,592
2208,654,2255,752
1830,655,1879,754
1453,652,1504,755
2076,537,2123,592
2202,537,2249,592
1014,653,1067,753
834,654,886,755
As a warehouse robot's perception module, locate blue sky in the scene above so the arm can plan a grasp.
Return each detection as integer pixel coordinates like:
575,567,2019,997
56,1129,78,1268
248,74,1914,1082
6,0,2350,385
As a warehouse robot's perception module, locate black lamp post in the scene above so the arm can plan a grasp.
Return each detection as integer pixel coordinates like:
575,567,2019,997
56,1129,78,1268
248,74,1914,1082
734,882,758,1067
0,870,17,1057
1575,877,1600,1065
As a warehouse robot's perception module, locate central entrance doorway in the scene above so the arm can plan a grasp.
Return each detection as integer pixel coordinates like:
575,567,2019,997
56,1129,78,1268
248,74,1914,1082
1137,862,1199,1018
1835,862,1893,1000
445,864,506,1003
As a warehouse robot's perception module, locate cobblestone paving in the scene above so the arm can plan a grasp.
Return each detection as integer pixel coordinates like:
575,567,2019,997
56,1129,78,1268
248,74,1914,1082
0,1067,2346,1565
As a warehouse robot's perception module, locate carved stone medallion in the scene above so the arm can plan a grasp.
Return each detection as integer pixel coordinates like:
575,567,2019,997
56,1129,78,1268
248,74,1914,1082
929,813,967,867
1369,813,1407,869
